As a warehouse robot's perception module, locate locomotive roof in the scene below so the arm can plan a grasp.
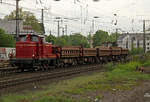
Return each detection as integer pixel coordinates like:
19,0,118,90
19,34,37,36
19,34,45,38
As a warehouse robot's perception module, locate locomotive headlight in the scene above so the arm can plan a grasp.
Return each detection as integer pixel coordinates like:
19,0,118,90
32,54,35,58
9,53,13,58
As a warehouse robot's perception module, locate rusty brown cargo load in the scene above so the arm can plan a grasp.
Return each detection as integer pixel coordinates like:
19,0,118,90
61,47,80,58
96,46,111,57
110,47,122,56
121,48,128,55
82,48,97,57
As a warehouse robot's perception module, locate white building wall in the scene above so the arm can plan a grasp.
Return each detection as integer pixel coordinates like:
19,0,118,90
117,34,150,52
0,48,15,60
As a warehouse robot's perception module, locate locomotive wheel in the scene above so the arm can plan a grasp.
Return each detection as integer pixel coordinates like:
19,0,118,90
18,65,25,72
21,68,24,72
59,62,64,68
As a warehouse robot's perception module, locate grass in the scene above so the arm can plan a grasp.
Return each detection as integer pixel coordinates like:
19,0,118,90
31,96,77,102
1,59,150,102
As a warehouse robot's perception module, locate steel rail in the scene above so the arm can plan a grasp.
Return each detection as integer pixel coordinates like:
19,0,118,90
0,64,102,89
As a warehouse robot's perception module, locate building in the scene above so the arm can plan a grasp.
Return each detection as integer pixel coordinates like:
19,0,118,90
0,20,24,37
117,33,150,52
0,47,15,60
0,20,44,38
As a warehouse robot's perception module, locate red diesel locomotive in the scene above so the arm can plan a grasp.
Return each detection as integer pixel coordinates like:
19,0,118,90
9,34,128,70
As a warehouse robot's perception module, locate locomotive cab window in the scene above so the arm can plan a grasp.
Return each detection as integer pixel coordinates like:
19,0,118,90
41,37,46,43
31,35,39,42
19,35,26,42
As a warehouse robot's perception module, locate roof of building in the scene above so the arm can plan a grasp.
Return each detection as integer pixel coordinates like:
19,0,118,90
117,34,128,40
118,33,150,41
0,20,23,34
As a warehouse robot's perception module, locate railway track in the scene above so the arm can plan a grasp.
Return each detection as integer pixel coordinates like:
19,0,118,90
0,67,20,77
0,60,9,68
0,64,102,89
0,60,20,77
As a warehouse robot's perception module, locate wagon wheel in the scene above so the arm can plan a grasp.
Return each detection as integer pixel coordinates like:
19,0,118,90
43,64,49,71
29,64,36,72
59,62,64,68
38,64,43,71
72,60,77,66
21,68,24,72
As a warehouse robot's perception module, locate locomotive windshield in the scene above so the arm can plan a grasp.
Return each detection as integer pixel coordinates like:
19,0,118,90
31,35,39,42
19,35,26,42
18,35,39,42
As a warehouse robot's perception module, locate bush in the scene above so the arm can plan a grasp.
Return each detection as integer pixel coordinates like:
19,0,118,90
115,61,141,71
104,62,115,71
0,28,15,47
105,61,149,82
129,48,144,55
143,60,150,67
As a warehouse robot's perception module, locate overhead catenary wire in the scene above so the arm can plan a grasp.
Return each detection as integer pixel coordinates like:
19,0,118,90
1,1,140,22
0,0,147,35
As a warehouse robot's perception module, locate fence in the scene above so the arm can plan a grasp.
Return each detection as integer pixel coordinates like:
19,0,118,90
0,47,15,60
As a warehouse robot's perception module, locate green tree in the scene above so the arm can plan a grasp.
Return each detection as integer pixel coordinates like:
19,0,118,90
70,34,89,48
87,34,93,47
87,34,93,42
45,34,89,47
93,30,109,47
0,28,15,47
45,34,56,44
4,8,42,33
129,48,144,55
109,32,120,42
61,35,72,46
55,37,67,47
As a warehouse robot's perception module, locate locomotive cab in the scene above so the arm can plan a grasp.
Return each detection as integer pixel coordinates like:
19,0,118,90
10,34,41,69
10,34,58,70
16,34,39,58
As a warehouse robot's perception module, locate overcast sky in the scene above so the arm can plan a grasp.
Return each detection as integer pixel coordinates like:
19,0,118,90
0,0,150,36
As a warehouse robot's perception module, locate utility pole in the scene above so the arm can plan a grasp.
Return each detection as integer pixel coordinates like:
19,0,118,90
89,32,93,48
116,28,118,42
57,20,60,37
50,30,52,35
114,13,118,45
80,6,83,33
62,27,64,36
41,9,45,35
16,0,20,40
143,20,146,53
41,9,44,24
92,19,94,33
65,25,67,35
54,17,61,37
141,19,150,53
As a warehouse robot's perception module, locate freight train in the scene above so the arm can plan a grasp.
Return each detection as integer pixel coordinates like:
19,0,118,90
9,34,128,71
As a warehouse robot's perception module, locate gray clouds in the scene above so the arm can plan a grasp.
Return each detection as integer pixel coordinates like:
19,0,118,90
0,0,149,36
